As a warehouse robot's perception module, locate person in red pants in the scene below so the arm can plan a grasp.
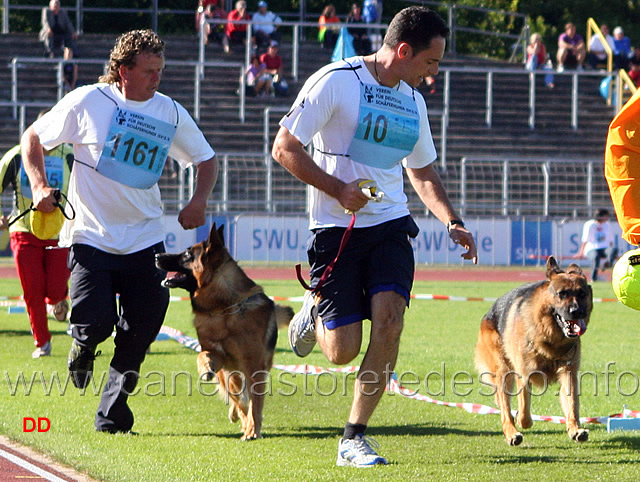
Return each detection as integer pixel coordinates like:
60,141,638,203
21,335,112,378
0,142,73,358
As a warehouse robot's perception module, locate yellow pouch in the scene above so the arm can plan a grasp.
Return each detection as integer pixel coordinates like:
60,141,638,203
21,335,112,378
29,189,74,240
30,207,65,240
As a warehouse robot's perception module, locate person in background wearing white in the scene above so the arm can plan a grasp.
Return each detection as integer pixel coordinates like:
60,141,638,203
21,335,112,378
575,208,617,281
588,24,614,70
252,0,282,50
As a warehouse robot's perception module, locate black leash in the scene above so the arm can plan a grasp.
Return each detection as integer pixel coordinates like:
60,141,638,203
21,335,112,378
7,189,75,228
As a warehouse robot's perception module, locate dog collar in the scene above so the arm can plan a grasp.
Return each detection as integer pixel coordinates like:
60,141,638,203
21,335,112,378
192,285,264,315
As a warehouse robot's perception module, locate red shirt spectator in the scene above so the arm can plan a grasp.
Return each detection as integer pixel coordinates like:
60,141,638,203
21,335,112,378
260,41,282,75
223,0,250,53
225,1,250,38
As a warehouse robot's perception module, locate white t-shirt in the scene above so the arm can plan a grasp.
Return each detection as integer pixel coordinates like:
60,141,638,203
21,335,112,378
280,56,437,229
252,11,281,35
581,219,614,255
589,34,614,59
33,83,215,254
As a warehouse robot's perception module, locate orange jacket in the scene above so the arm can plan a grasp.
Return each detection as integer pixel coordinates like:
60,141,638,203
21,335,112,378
605,88,640,245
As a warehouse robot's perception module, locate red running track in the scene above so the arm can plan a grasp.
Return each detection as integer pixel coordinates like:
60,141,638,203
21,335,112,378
0,436,95,481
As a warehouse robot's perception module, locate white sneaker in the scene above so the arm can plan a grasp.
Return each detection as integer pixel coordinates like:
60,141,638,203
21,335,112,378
337,434,388,467
32,341,52,358
557,65,565,73
53,299,69,321
288,290,317,357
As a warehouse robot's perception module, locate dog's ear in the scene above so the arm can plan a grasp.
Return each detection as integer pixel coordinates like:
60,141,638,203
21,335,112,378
207,223,219,246
546,256,563,279
217,224,225,247
206,222,225,250
565,263,585,277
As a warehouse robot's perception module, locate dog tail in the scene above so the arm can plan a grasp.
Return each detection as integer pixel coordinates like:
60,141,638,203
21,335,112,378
275,304,295,328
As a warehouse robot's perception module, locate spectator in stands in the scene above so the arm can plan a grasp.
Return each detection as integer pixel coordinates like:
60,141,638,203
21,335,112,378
612,26,633,71
260,40,282,77
196,0,220,30
252,1,282,51
363,0,381,24
246,53,271,97
628,46,640,87
198,0,226,46
39,0,77,58
0,120,73,358
347,3,372,56
260,40,287,95
363,0,382,49
318,4,340,50
525,32,554,88
588,24,614,70
526,32,547,71
62,46,78,91
20,29,217,434
223,0,250,54
557,22,585,72
575,208,617,282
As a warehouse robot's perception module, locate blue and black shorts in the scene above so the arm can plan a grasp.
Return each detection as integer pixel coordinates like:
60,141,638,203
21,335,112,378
307,215,419,330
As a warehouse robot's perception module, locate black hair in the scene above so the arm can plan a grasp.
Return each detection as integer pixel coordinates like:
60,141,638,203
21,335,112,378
383,6,449,53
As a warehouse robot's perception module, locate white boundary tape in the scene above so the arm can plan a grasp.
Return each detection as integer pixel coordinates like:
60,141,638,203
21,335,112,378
158,326,636,425
164,294,619,304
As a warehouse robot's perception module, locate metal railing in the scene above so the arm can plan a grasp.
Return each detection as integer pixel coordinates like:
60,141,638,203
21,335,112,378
436,65,618,170
159,153,612,219
0,100,54,138
8,57,620,175
459,156,608,218
10,56,246,122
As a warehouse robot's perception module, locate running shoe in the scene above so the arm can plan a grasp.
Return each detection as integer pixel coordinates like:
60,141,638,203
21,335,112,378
32,341,52,358
68,340,100,388
336,434,388,467
288,290,317,357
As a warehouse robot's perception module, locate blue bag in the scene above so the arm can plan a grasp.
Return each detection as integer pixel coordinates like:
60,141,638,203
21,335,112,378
331,27,357,62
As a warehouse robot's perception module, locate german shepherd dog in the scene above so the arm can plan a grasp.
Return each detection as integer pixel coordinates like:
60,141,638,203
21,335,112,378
155,224,293,440
474,257,592,446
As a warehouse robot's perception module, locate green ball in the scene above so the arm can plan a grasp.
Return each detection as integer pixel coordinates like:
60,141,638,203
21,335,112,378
612,248,640,310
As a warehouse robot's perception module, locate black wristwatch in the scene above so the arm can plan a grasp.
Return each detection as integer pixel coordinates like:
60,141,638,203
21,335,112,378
447,219,465,232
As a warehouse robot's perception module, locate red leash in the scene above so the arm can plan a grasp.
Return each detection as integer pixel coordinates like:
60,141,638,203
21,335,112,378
296,213,356,292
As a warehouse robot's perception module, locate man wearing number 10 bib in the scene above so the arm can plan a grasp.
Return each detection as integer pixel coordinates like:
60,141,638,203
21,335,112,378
20,29,218,434
272,7,477,467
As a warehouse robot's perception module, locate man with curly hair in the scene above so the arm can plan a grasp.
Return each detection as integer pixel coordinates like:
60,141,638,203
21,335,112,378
21,29,218,434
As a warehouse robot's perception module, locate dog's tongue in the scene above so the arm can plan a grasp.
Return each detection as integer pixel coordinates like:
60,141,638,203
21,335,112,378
569,319,587,336
161,271,184,288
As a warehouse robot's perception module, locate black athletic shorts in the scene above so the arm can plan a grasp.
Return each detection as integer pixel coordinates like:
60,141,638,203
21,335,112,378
307,215,419,330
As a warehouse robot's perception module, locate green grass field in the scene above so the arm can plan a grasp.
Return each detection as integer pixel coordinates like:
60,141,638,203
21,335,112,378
1,273,640,481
